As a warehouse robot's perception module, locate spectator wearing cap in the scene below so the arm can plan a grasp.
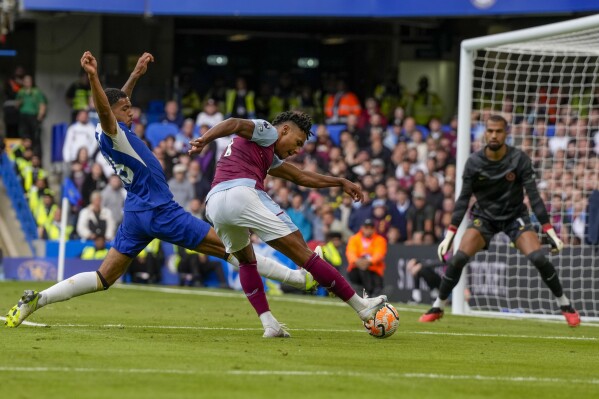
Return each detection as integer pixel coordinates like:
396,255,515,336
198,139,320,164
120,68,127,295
345,218,388,297
406,190,435,245
370,158,388,181
168,163,194,208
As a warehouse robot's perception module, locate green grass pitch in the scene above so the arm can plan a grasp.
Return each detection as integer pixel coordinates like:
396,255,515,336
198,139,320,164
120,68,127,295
1,281,598,399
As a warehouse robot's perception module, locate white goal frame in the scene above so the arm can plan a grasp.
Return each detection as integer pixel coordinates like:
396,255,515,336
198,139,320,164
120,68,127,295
454,14,599,322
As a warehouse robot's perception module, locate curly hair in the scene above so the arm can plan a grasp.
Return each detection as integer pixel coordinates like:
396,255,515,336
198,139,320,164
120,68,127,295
272,111,313,138
104,88,128,107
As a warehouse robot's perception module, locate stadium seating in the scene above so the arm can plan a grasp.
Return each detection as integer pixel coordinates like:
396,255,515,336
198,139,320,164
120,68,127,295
0,153,38,251
326,124,345,146
145,122,179,149
51,123,69,162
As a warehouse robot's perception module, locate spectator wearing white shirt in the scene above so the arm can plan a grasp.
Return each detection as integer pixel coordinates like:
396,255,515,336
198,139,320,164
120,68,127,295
101,175,126,226
196,98,230,158
62,110,97,163
168,163,194,208
76,191,116,241
548,121,570,155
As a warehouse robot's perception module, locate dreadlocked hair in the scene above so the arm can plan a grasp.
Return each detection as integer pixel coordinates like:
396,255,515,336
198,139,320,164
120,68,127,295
272,111,313,138
104,88,128,107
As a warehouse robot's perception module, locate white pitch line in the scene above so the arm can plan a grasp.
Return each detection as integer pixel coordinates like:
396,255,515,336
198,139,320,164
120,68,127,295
0,366,597,385
2,316,596,341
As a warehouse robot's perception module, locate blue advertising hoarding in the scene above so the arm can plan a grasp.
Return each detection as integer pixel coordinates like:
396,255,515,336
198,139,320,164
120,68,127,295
22,0,599,17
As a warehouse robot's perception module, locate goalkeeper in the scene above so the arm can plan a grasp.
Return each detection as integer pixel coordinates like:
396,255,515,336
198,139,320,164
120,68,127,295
419,114,580,327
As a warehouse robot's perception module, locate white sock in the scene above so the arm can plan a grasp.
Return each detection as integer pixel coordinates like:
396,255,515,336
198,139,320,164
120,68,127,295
37,272,102,309
433,297,447,309
346,294,369,312
228,254,305,289
557,295,570,307
258,311,278,329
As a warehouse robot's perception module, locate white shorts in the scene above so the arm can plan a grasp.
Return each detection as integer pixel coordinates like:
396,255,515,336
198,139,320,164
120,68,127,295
206,186,298,253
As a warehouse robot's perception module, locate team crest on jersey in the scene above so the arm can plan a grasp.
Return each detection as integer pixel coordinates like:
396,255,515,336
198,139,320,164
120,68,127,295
473,218,482,227
258,121,271,132
506,172,516,181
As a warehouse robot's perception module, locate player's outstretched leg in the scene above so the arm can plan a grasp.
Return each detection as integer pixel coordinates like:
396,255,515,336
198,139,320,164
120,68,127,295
270,233,387,322
419,250,470,323
5,272,104,327
303,252,386,321
228,254,318,292
4,249,131,328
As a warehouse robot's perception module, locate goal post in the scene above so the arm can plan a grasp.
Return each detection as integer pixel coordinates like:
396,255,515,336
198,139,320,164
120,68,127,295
454,14,599,322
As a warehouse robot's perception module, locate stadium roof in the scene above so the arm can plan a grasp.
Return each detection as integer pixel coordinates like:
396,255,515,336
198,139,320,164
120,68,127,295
21,0,599,18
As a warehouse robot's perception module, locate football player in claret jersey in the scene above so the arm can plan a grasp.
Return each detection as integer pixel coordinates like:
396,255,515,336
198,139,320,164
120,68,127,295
5,52,318,329
419,114,580,327
188,111,387,338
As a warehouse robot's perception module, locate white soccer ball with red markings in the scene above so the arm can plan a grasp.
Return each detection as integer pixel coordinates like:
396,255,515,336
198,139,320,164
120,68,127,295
364,302,399,339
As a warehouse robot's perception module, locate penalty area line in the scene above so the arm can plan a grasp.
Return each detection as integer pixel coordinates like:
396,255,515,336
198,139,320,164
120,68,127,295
0,366,597,385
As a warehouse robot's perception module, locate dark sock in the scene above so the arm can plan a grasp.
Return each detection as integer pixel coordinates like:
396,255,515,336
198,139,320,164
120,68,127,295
438,250,470,300
527,250,564,298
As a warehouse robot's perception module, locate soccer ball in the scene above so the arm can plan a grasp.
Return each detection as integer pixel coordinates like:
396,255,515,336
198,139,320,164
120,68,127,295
364,302,399,339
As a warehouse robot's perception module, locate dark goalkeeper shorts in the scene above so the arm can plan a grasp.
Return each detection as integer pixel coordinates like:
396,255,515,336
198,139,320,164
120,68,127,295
468,214,535,249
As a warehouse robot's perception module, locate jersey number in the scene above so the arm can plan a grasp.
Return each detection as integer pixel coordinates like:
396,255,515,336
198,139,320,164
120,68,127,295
114,163,134,185
224,141,233,157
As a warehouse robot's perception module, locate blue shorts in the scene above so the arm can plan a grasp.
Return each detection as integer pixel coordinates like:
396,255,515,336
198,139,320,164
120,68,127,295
113,200,211,257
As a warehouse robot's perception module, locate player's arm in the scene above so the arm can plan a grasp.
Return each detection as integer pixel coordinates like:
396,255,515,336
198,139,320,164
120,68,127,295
81,51,117,136
121,52,154,98
450,162,474,229
520,155,563,252
188,118,254,155
268,162,363,202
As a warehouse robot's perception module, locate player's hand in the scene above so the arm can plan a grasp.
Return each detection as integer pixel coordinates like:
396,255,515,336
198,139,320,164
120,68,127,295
188,137,207,155
543,224,564,254
341,179,363,202
132,52,154,77
81,51,98,76
437,225,457,262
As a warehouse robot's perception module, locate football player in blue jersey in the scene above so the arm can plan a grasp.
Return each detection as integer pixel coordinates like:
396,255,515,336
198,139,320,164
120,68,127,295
5,51,316,334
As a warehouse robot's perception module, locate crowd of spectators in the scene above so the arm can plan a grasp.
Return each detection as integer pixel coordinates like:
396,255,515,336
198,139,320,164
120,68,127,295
4,69,599,276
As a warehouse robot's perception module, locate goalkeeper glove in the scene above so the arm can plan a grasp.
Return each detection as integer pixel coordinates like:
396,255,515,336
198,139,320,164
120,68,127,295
437,225,457,262
542,224,564,254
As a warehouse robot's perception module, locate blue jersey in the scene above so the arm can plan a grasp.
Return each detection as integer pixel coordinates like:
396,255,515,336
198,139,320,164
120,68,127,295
95,122,173,211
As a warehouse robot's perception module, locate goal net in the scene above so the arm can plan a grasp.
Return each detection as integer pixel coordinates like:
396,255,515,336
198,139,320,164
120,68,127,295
455,15,599,322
